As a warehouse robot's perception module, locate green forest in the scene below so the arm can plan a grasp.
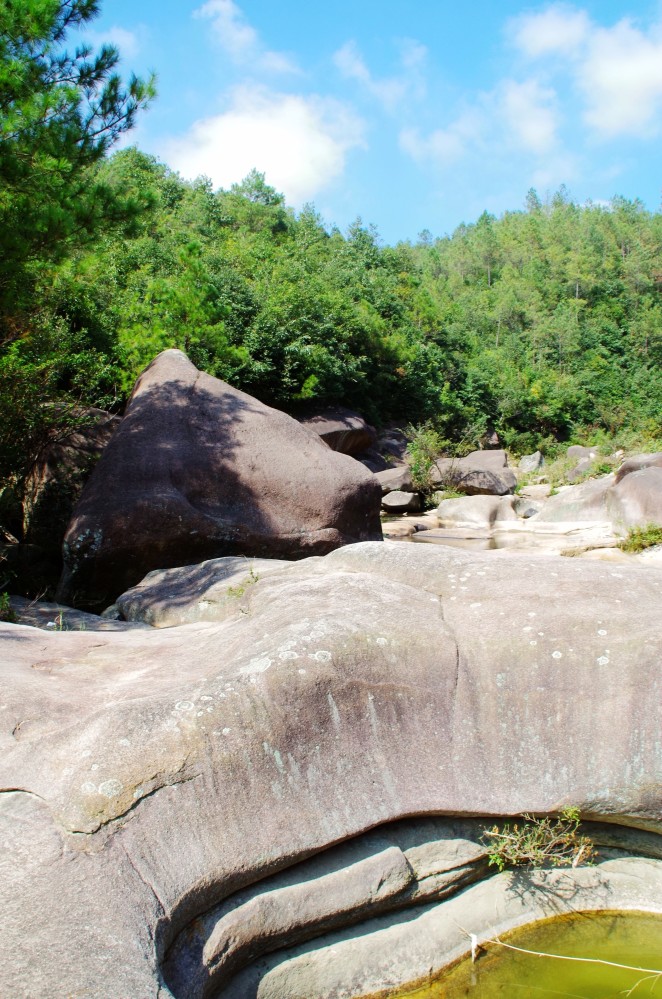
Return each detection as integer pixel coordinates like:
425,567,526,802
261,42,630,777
2,0,662,497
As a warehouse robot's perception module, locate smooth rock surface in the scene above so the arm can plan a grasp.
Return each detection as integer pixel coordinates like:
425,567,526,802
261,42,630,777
116,557,292,628
57,350,382,610
3,541,662,997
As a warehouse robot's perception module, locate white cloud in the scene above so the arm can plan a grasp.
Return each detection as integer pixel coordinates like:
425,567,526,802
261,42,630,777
578,19,662,137
195,0,298,74
161,85,365,204
399,109,482,167
333,38,427,110
83,26,140,60
510,5,662,139
510,4,590,58
499,79,559,154
400,76,559,168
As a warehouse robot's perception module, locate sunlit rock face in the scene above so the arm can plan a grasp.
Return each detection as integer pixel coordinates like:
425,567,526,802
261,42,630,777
56,349,382,611
3,542,662,997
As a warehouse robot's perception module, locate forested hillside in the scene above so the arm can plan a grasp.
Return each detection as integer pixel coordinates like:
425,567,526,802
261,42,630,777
2,1,662,493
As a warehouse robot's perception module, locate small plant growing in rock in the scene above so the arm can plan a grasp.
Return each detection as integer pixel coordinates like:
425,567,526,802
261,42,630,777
619,524,662,554
482,807,595,872
227,566,260,598
0,591,16,623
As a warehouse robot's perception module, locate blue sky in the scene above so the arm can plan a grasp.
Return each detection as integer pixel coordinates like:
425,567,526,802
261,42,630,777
81,1,662,242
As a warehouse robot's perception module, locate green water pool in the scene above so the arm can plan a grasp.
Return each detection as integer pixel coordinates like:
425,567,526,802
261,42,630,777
397,911,662,999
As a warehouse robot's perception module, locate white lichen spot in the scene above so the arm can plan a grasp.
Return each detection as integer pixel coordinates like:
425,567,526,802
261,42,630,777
597,656,610,666
80,782,97,795
310,650,332,662
196,710,204,717
530,640,537,646
81,749,92,758
175,700,194,712
241,657,272,675
528,612,536,618
98,779,123,798
522,626,532,632
222,727,231,735
118,738,130,747
200,694,213,702
376,637,388,646
496,673,506,688
597,629,607,636
470,602,482,609
552,651,563,659
133,787,143,799
279,650,299,660
91,763,99,772
62,767,74,777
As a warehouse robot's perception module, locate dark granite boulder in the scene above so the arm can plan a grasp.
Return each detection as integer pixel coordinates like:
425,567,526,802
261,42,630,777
57,351,382,610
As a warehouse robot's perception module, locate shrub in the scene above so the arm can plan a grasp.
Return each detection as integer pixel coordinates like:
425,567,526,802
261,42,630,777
619,524,662,554
406,423,449,493
482,807,595,872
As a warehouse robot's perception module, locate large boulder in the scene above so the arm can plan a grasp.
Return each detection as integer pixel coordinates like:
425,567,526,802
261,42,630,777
609,466,662,528
531,467,662,534
615,451,662,484
56,351,382,611
297,407,376,456
2,541,662,997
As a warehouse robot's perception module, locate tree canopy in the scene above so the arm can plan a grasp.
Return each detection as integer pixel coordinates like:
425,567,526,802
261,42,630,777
0,0,155,329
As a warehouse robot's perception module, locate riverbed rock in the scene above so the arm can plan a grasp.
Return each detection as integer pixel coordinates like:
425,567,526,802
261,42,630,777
609,466,662,529
518,450,543,473
297,407,376,456
434,450,516,496
531,468,662,534
374,465,414,495
56,350,382,611
381,490,422,513
116,556,292,628
436,494,518,528
4,541,662,997
615,451,662,484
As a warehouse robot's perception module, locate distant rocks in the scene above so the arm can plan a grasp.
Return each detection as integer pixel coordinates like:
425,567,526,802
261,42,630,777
434,449,517,496
297,407,376,456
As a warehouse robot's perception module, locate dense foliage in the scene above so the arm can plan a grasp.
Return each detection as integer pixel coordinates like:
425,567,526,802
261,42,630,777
0,0,153,484
1,1,662,500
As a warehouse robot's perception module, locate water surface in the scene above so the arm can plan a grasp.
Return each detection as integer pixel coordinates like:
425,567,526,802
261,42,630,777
396,911,662,998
